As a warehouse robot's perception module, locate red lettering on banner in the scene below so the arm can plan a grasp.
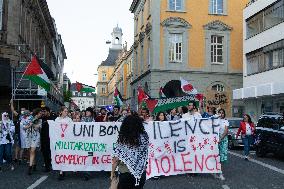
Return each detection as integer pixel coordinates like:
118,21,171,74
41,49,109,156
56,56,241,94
101,155,112,164
161,156,171,174
54,154,88,165
205,155,215,171
181,152,192,171
92,156,99,165
214,155,221,171
172,155,182,172
194,154,204,171
154,158,161,174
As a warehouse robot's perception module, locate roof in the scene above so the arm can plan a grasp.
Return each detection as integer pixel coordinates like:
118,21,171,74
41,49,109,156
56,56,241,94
100,49,121,66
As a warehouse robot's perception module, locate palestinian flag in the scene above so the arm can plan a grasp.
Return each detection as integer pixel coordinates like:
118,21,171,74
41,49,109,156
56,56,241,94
76,82,96,93
180,77,197,95
24,56,51,91
137,86,149,104
159,87,166,98
113,87,123,107
145,95,199,114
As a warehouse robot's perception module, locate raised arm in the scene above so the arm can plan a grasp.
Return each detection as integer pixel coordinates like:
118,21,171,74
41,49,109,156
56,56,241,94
10,99,19,117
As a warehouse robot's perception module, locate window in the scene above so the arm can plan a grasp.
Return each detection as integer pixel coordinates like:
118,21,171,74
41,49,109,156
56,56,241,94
0,0,3,30
169,0,182,11
169,34,182,62
212,84,225,92
135,18,138,35
102,72,107,81
101,86,106,94
211,35,223,64
246,39,284,75
246,0,284,38
210,0,224,14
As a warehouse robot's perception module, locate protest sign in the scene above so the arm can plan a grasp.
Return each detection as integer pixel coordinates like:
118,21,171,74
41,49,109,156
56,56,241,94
48,121,121,171
144,118,221,178
48,118,221,178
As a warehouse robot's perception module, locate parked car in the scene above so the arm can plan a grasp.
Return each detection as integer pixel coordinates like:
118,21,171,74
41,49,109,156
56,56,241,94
255,115,284,157
227,117,243,149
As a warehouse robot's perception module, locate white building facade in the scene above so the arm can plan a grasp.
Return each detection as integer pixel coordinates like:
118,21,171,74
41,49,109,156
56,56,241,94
233,0,284,121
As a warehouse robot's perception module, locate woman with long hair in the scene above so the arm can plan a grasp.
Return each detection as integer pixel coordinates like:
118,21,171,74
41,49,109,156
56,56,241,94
25,108,42,175
236,114,255,160
111,115,149,189
55,106,73,180
156,112,167,121
216,109,229,180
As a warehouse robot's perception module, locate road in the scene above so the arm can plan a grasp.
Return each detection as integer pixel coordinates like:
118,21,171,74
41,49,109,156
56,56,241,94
0,149,283,189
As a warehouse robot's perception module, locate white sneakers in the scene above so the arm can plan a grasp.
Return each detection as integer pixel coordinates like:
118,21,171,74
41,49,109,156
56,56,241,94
212,173,225,181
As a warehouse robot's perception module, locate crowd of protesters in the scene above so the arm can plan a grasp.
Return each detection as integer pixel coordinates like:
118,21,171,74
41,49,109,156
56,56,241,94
0,99,257,188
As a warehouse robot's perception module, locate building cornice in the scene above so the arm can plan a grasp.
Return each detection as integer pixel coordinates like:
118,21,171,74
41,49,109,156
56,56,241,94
203,20,233,31
161,17,192,28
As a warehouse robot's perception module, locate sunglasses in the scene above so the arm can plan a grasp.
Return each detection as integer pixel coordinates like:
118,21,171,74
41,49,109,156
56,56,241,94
4,115,9,117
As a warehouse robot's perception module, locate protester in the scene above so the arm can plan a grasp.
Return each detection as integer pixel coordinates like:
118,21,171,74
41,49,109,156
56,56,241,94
0,112,15,171
166,108,180,121
41,107,53,172
72,114,81,122
55,106,73,180
202,107,217,118
217,109,228,181
177,106,183,118
182,102,202,120
95,108,107,122
117,109,128,122
111,115,149,189
140,108,152,122
10,100,29,164
81,107,94,122
236,114,255,160
108,106,121,122
25,108,42,175
156,112,167,122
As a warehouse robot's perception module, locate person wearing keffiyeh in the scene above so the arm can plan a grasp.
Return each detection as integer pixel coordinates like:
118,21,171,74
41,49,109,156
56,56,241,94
111,115,149,189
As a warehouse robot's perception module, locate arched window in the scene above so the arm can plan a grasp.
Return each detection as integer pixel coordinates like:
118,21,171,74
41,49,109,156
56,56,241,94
212,84,225,92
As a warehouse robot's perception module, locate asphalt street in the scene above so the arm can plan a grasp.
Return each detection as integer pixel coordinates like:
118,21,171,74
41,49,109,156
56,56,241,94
0,149,283,189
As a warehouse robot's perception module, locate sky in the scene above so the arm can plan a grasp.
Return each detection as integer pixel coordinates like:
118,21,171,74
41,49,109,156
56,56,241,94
47,0,134,87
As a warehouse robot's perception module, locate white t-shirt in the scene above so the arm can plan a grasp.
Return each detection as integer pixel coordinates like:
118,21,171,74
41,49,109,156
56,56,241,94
55,116,73,124
219,119,229,136
245,123,252,135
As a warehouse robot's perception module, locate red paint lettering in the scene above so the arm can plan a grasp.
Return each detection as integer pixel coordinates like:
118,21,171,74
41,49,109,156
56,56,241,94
101,155,112,164
181,152,192,172
161,156,171,174
194,154,204,171
172,155,182,172
92,156,99,164
154,158,161,174
214,154,221,171
205,155,215,171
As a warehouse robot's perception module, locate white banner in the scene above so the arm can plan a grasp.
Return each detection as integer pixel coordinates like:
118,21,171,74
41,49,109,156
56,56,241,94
48,118,221,178
144,118,221,178
48,121,121,172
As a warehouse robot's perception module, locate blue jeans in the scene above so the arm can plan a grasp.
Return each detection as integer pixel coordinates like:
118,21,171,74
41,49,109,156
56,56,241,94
242,135,253,156
0,143,12,166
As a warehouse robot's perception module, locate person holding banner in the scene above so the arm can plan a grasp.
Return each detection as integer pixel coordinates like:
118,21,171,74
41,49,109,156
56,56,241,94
217,109,229,181
156,112,167,122
55,106,73,180
111,115,149,189
25,108,42,175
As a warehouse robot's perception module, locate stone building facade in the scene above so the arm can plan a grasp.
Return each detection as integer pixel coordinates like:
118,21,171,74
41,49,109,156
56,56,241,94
0,0,66,112
129,0,249,116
